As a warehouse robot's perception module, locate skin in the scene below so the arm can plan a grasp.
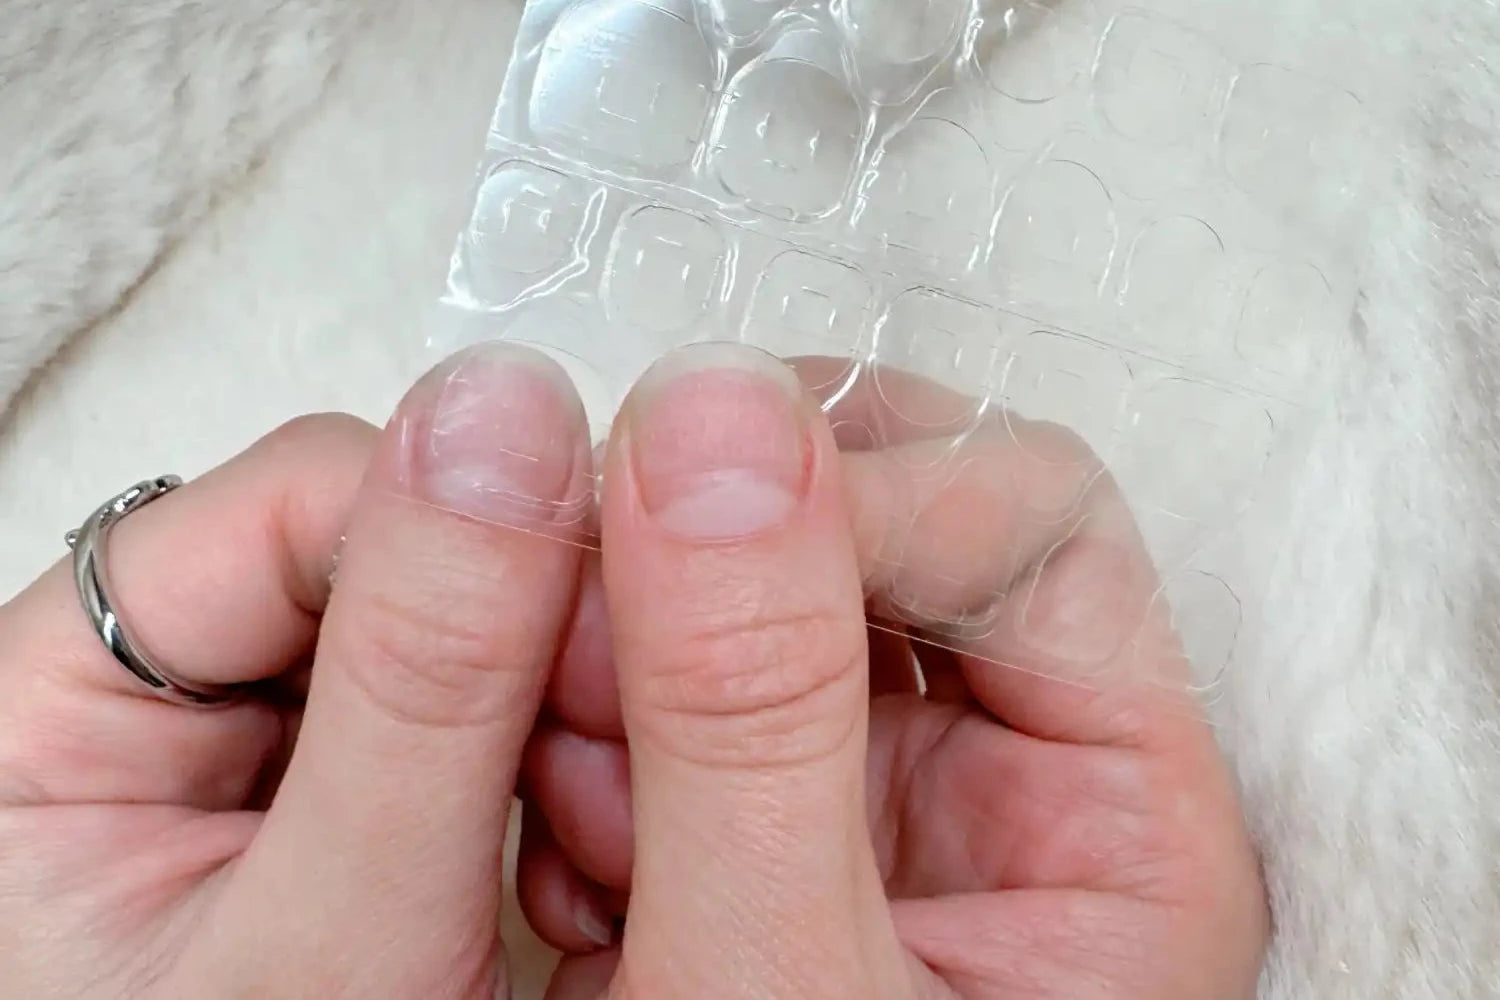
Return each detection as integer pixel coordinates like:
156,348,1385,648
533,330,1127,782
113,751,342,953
523,354,1268,999
0,345,1266,1000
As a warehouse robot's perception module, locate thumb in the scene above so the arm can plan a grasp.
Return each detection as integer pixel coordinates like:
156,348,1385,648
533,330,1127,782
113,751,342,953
599,344,907,999
219,343,592,997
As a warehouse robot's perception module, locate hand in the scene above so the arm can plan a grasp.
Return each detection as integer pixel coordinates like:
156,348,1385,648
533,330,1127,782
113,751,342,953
519,347,1269,999
0,344,596,998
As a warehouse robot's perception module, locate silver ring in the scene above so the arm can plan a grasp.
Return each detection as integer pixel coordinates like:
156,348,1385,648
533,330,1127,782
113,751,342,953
66,476,239,707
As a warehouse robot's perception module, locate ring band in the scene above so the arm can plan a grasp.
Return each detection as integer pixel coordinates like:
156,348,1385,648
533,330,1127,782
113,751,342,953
66,477,239,707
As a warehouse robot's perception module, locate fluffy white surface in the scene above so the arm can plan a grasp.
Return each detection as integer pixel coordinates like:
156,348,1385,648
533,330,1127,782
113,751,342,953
1,0,1497,997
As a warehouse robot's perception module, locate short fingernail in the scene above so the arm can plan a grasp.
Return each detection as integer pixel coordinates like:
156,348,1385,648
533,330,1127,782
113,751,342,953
574,897,615,948
626,343,810,543
402,342,587,525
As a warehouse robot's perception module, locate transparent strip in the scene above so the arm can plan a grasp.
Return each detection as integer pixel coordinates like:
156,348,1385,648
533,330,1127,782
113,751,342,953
427,0,1394,719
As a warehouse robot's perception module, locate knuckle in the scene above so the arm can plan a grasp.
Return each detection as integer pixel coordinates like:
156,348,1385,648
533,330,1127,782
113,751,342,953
260,411,376,459
985,412,1099,468
1018,534,1144,667
334,573,538,730
635,601,866,767
876,419,1117,628
976,414,1115,514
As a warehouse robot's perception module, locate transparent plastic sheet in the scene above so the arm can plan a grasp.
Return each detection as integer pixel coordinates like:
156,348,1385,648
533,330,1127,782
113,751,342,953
429,0,1387,715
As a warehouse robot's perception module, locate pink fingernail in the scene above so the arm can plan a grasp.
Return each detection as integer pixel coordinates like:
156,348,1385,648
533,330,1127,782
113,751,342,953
405,342,588,525
574,898,614,948
626,343,810,543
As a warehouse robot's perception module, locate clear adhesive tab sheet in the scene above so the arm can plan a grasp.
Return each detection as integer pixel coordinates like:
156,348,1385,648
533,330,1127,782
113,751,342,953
432,0,1387,712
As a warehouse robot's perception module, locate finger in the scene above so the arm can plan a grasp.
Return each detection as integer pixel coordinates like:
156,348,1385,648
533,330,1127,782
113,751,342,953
954,509,1201,749
531,694,1177,907
814,360,1202,748
849,422,1200,748
541,561,938,744
521,726,634,891
545,555,624,740
846,413,1113,623
4,413,376,691
531,357,1198,911
545,951,621,1000
0,414,375,808
225,343,592,994
791,353,989,450
517,806,619,954
543,360,1177,753
529,698,1164,910
791,357,1112,597
601,343,907,996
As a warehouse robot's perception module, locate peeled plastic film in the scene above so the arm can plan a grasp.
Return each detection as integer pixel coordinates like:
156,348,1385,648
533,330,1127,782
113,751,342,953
433,0,1385,710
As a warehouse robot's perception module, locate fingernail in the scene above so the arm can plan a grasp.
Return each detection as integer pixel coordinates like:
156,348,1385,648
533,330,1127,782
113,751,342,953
403,343,587,525
626,343,810,543
574,897,614,948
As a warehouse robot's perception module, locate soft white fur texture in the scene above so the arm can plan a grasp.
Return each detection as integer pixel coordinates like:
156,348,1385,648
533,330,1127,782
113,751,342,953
1,0,1498,998
0,0,388,408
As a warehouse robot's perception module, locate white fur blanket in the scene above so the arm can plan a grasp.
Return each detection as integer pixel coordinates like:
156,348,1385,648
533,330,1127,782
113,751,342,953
2,1,1498,997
